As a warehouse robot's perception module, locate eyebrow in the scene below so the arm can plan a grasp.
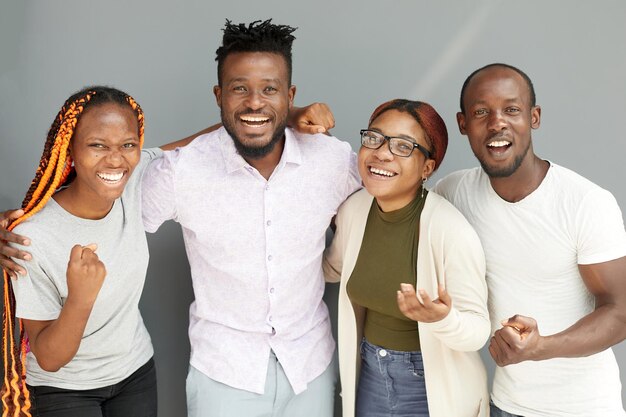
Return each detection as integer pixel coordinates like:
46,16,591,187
369,128,417,143
227,77,282,84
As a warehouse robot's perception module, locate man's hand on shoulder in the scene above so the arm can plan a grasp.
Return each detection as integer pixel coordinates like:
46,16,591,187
289,103,335,135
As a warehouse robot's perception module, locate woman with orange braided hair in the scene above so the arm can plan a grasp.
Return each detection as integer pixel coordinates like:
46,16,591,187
1,86,163,417
323,99,490,417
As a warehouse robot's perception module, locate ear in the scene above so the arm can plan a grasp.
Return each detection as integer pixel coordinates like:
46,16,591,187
288,85,296,109
456,112,467,135
422,158,436,180
531,105,541,129
213,85,222,108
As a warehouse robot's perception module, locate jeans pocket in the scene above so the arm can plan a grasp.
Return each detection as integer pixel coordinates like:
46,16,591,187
408,360,425,378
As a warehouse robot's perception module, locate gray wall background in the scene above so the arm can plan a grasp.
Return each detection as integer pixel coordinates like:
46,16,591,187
1,1,625,415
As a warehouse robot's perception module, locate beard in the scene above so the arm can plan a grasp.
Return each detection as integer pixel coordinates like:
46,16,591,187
475,138,531,178
221,109,288,159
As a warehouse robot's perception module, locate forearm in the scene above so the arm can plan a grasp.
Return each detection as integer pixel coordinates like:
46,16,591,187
159,123,222,150
424,307,491,351
537,304,626,360
29,298,93,372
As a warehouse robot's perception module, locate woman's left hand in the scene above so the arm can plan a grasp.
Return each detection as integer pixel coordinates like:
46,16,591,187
397,283,451,323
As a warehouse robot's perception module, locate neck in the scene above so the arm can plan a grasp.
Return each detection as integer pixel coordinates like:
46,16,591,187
489,154,550,202
53,185,115,220
245,137,285,180
375,187,421,213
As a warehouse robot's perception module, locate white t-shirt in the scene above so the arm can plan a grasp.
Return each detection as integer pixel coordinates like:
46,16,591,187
434,163,626,417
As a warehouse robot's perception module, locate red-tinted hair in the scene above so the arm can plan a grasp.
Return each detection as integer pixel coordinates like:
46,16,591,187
369,99,448,171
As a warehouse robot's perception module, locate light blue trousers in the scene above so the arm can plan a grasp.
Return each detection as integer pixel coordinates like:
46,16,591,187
186,351,337,417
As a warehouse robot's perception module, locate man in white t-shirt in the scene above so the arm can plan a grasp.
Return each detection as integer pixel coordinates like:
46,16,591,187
434,63,626,417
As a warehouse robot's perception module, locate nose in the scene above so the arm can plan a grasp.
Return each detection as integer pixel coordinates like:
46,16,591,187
372,139,394,161
244,90,264,111
105,148,123,165
486,110,507,132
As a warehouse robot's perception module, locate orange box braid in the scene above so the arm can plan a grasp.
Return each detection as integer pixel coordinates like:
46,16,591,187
0,91,94,417
1,89,145,417
0,92,93,417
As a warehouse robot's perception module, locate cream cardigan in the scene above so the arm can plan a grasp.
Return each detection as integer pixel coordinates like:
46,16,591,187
323,189,490,417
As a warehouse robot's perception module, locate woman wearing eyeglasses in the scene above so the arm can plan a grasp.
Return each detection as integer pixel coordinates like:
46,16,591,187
324,99,490,417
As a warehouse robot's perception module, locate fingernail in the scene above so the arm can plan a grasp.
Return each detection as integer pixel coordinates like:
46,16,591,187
23,254,32,261
400,283,411,292
22,239,31,246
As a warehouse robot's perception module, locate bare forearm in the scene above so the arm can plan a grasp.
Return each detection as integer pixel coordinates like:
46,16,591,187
538,304,626,360
29,298,93,372
159,123,222,150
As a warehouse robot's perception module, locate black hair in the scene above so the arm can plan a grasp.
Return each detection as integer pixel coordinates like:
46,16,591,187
215,19,297,85
459,63,536,113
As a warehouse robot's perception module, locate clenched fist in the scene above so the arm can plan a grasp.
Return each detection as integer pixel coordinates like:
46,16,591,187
66,244,107,308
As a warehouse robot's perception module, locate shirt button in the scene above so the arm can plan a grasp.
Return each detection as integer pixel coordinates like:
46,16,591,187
271,327,276,335
269,287,275,294
268,316,273,322
378,349,388,358
268,255,273,261
265,185,270,191
266,220,272,226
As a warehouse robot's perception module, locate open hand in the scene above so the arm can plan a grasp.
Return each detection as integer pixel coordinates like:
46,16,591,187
396,283,451,323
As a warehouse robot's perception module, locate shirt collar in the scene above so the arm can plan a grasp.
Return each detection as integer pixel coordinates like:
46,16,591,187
220,126,302,174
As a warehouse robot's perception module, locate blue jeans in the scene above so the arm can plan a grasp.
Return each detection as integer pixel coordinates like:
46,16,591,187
27,358,157,417
490,400,524,417
356,338,429,417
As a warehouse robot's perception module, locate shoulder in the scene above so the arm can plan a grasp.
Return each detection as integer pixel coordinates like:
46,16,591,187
422,191,482,244
433,168,483,199
335,189,372,224
289,128,354,158
340,188,372,210
162,129,224,162
547,163,618,207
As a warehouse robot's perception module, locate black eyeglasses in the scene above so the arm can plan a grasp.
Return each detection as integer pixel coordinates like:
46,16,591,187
359,129,431,159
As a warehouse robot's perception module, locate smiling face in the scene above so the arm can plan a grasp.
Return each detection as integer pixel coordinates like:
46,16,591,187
68,102,141,210
214,51,296,159
457,66,541,178
359,109,435,212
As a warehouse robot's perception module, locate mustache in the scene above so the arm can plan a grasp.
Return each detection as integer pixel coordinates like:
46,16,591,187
487,132,510,142
236,109,273,118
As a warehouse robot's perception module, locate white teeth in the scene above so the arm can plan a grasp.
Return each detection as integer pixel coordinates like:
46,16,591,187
370,167,395,177
488,140,511,148
97,172,124,182
240,115,270,122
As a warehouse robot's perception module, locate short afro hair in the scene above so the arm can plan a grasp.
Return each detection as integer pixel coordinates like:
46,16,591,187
215,19,297,85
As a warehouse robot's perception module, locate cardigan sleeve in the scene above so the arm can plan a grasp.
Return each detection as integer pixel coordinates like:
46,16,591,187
420,198,491,352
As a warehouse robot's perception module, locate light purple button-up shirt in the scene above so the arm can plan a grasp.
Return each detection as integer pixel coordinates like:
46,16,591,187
142,127,360,394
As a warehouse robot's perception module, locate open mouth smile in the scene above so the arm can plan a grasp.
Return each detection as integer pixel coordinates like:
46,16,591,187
240,114,272,128
487,139,512,154
369,166,397,178
97,171,125,184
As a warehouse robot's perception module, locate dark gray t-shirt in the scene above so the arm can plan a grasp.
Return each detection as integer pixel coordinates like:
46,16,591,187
11,148,162,389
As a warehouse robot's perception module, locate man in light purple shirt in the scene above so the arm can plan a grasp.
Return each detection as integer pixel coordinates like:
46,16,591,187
141,20,360,417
